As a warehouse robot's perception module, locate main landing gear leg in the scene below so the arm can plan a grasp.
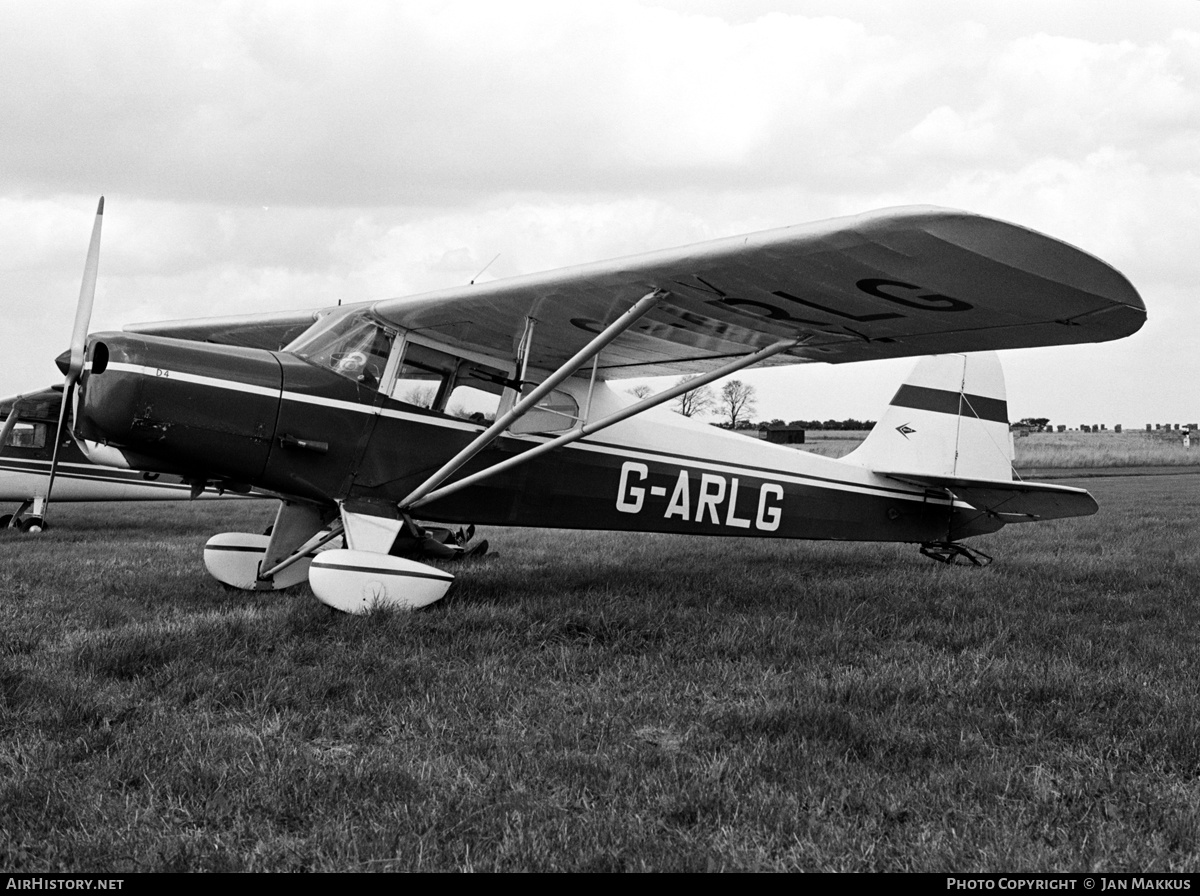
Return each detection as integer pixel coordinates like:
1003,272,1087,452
204,500,338,591
2,498,47,533
307,506,456,614
919,541,993,567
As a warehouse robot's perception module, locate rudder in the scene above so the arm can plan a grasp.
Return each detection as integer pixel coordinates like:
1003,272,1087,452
844,352,1014,481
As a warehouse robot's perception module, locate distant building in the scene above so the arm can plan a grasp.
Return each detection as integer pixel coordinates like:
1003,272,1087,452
763,424,806,445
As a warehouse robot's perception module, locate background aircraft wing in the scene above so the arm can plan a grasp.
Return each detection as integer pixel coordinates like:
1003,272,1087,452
366,206,1146,377
1,386,62,420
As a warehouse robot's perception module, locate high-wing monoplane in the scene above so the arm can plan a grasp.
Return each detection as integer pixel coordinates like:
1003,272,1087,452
50,200,1145,612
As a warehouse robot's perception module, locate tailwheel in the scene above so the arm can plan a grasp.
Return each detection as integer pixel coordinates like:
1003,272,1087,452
919,541,993,567
309,549,454,613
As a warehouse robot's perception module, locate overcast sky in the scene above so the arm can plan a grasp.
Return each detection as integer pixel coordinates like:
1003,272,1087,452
2,0,1197,429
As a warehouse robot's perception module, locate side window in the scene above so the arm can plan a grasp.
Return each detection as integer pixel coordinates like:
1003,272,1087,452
389,343,458,410
385,339,516,427
391,366,444,409
510,387,580,434
445,363,505,424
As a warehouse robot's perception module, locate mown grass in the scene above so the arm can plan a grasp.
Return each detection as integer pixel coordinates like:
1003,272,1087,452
3,478,1200,871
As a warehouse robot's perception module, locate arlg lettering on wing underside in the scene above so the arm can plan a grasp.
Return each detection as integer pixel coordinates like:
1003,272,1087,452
670,276,976,328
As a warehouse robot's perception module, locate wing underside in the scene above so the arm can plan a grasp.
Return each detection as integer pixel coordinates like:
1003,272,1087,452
124,206,1146,376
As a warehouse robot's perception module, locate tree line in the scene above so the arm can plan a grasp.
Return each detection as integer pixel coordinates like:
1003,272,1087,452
628,377,874,431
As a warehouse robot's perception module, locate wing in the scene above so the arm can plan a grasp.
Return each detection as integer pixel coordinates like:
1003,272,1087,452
121,207,1145,375
368,206,1145,377
124,308,327,351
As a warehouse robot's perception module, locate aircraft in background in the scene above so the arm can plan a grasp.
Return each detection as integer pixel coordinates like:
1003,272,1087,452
48,200,1145,612
0,385,254,530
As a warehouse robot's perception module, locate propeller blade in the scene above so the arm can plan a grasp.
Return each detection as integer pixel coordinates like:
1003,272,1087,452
45,196,105,527
42,379,75,522
67,197,104,381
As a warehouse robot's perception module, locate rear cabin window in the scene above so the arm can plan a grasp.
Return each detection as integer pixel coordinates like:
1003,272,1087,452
509,388,580,434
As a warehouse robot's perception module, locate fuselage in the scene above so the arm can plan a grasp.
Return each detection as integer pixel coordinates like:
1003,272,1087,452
73,329,1002,544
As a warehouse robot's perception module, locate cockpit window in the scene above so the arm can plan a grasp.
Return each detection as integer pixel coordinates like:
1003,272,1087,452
286,312,394,387
290,315,516,422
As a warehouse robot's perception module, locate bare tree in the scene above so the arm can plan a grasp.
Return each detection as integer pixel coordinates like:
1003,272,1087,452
672,375,714,417
718,379,757,428
626,384,653,400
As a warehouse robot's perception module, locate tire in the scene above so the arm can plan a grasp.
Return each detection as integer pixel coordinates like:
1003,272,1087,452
20,517,46,533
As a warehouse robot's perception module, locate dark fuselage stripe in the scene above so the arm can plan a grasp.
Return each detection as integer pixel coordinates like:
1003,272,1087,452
310,561,453,581
890,384,1008,424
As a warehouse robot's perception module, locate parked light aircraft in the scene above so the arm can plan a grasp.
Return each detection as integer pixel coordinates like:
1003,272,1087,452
0,386,250,530
49,200,1145,612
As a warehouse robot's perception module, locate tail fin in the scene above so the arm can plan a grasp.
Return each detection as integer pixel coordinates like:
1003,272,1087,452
845,352,1014,480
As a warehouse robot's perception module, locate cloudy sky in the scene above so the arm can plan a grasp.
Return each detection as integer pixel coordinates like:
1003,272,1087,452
2,0,1197,429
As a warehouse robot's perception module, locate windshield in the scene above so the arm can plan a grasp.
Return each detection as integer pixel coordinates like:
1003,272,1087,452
286,312,394,387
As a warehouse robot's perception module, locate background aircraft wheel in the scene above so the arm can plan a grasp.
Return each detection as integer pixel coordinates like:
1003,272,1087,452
20,517,46,533
0,514,11,529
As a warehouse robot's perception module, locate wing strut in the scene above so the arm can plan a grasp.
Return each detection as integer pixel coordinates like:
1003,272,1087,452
404,337,801,511
398,289,667,509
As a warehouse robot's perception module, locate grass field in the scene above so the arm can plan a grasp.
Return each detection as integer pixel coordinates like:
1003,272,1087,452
795,428,1200,469
3,475,1200,872
1015,430,1200,470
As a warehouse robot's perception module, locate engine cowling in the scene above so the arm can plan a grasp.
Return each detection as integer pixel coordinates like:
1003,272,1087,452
73,332,284,485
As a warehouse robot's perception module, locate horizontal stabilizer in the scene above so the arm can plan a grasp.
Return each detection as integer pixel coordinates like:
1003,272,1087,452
881,472,1098,522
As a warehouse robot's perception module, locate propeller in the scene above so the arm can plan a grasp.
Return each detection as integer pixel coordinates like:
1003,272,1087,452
42,197,105,525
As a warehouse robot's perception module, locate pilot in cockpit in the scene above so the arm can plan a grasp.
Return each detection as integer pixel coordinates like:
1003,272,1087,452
332,327,393,388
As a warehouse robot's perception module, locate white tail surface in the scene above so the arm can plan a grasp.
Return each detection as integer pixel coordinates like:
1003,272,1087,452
845,352,1014,481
